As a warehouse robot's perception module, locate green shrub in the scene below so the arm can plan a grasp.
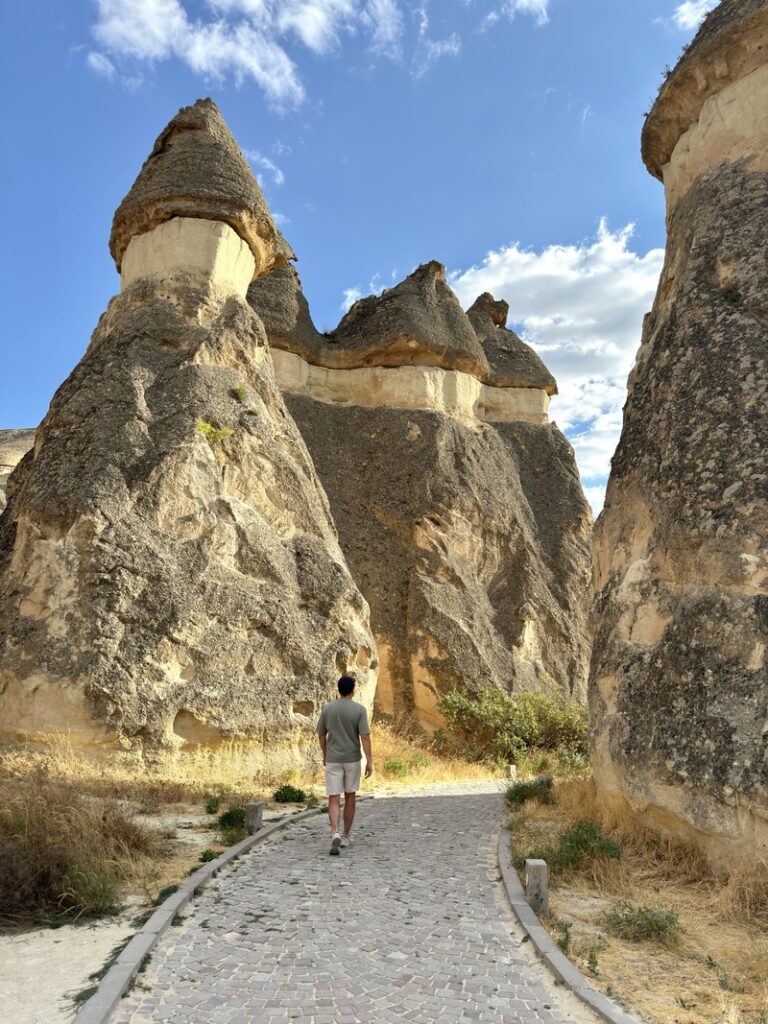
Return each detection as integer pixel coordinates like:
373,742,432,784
217,806,246,830
382,756,409,778
204,795,222,815
506,775,553,808
230,385,247,402
196,420,235,446
438,689,587,765
199,848,220,863
273,784,307,803
604,901,681,943
516,819,622,874
408,753,432,771
154,884,179,906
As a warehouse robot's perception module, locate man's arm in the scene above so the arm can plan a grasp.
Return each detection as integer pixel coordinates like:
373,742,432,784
316,709,327,765
361,734,373,778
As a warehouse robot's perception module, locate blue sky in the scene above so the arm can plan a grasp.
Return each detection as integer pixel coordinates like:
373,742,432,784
0,0,717,511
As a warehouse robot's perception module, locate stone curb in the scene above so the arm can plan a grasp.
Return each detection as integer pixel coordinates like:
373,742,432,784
497,830,640,1024
73,806,324,1024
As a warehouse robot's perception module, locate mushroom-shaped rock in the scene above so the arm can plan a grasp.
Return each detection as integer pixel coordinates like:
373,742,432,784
110,98,292,278
591,0,768,868
642,0,768,206
247,265,327,364
332,261,490,377
467,294,557,394
0,101,376,752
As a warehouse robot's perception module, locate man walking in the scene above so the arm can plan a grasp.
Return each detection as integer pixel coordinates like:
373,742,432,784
316,675,373,855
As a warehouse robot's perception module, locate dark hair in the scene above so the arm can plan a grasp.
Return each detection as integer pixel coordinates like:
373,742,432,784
338,675,356,696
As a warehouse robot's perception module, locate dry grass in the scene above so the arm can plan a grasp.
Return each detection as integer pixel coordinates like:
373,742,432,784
0,770,163,923
0,724,498,924
510,778,768,1024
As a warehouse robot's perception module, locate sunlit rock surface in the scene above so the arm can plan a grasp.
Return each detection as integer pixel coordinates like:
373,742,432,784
249,262,592,729
0,100,375,751
590,0,768,866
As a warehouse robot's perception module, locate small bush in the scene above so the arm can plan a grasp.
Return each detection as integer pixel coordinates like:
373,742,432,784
199,849,220,863
196,420,235,446
438,689,587,765
154,884,179,906
273,784,307,803
382,756,409,778
506,775,553,808
204,795,222,815
230,385,247,402
604,900,681,943
516,819,622,874
217,806,246,830
408,753,432,771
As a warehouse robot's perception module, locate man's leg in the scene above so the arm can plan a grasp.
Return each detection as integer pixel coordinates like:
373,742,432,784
343,792,356,836
328,794,341,834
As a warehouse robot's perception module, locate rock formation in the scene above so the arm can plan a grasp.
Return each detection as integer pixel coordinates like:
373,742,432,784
0,100,375,750
0,429,35,513
590,0,768,864
248,262,592,728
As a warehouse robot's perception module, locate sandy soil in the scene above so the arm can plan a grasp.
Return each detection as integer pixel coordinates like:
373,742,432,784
0,916,136,1024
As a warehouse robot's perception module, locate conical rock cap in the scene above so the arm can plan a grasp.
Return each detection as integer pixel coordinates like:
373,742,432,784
110,98,292,276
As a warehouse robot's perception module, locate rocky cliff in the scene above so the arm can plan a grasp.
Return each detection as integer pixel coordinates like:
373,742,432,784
248,262,592,728
590,0,768,865
0,430,35,512
0,100,375,750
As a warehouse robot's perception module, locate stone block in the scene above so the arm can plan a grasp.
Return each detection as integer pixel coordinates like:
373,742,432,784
524,858,549,917
245,802,264,833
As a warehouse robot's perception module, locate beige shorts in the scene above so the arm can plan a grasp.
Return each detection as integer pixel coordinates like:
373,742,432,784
325,761,362,796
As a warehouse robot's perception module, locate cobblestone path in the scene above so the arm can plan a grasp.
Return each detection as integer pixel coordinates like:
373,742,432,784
113,792,595,1024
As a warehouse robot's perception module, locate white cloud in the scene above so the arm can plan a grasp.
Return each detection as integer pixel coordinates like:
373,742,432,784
86,51,116,79
87,0,401,105
363,0,405,58
276,0,357,55
449,221,664,513
88,0,551,100
245,150,285,186
412,3,461,78
673,0,718,30
341,286,364,311
482,0,550,30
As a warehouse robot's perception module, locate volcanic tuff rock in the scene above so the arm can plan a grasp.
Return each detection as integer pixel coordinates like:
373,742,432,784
590,0,768,864
249,263,591,728
0,430,35,513
0,100,375,749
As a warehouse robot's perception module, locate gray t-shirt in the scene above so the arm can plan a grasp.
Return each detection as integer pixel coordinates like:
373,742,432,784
316,699,370,764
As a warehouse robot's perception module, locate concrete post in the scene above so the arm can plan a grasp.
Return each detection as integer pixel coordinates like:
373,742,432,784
245,802,264,833
524,858,549,917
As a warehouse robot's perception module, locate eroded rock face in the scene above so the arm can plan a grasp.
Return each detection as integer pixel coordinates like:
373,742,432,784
591,0,768,865
0,430,35,512
0,101,375,750
249,264,592,727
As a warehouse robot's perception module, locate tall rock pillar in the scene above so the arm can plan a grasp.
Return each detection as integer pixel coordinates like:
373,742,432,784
0,100,376,750
590,0,768,865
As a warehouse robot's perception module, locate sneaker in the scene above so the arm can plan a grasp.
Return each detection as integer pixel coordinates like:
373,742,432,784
329,832,342,856
341,834,352,848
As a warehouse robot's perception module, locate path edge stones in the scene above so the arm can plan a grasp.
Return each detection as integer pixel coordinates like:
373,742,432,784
497,830,640,1024
74,806,324,1024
